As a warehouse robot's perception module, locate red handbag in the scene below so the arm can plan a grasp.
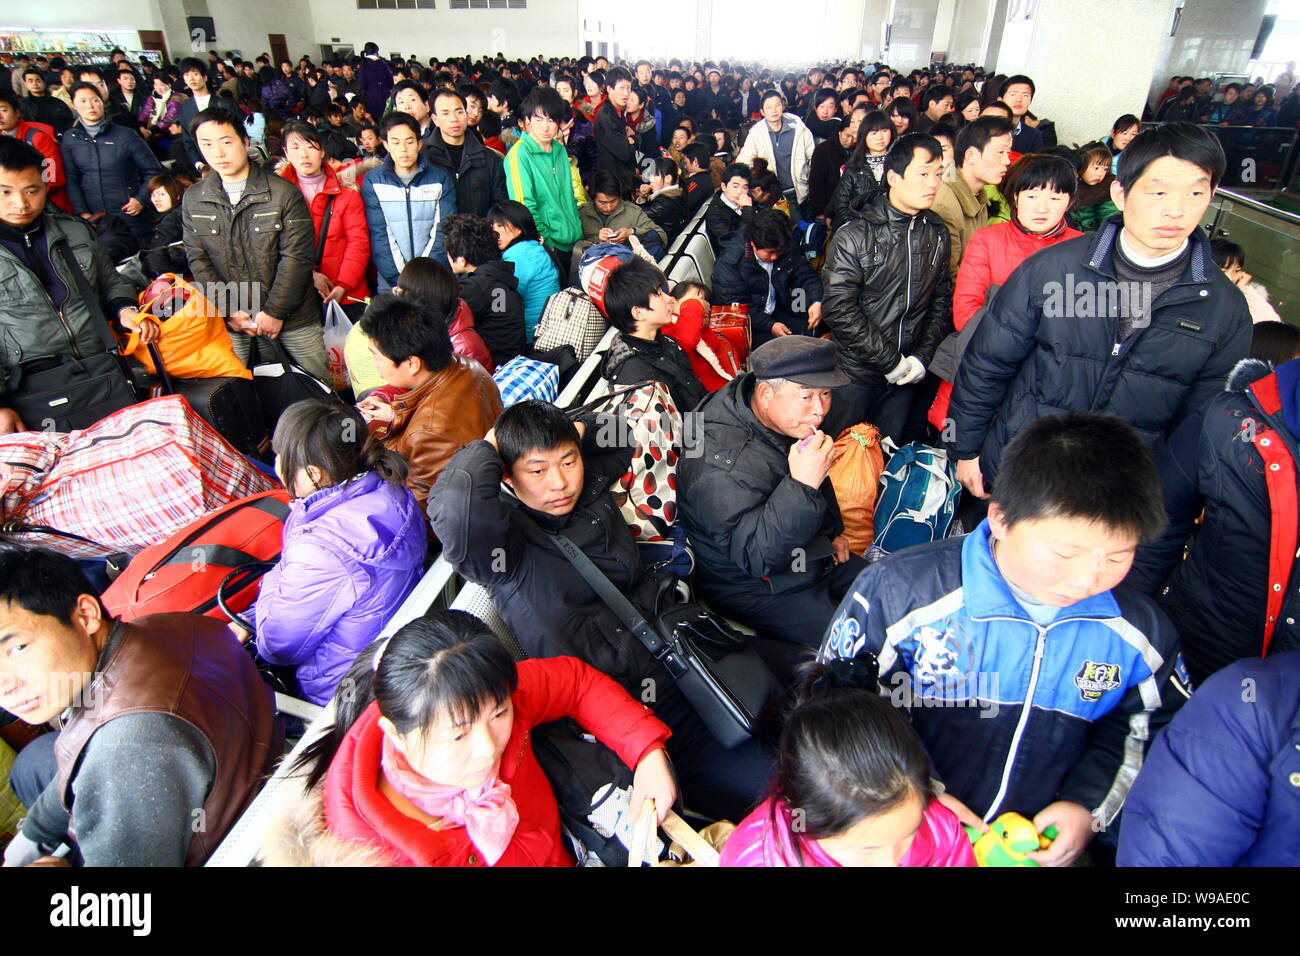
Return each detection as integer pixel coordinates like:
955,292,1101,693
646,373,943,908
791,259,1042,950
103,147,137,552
708,303,751,369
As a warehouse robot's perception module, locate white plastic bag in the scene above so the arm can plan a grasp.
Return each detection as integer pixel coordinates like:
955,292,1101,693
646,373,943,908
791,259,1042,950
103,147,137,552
322,300,354,393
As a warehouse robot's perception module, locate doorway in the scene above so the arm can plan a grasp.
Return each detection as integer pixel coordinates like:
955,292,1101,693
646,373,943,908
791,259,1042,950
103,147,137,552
269,34,290,66
138,30,168,63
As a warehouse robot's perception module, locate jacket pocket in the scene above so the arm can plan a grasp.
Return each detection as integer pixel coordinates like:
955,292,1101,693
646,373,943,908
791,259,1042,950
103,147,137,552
250,210,284,236
190,212,222,237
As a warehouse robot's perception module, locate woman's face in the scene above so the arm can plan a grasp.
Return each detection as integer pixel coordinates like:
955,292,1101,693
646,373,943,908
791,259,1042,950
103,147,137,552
713,130,726,150
466,96,483,125
961,99,981,122
285,132,324,177
384,697,515,791
1015,185,1072,234
865,126,892,154
583,74,600,98
889,110,909,134
150,186,174,213
555,80,574,103
1254,92,1267,109
153,76,171,96
1112,124,1138,151
815,97,837,121
492,219,521,250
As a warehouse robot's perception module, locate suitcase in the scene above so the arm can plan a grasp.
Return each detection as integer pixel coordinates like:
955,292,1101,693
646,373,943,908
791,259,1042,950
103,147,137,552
102,489,292,623
144,342,271,459
709,304,751,370
533,288,609,361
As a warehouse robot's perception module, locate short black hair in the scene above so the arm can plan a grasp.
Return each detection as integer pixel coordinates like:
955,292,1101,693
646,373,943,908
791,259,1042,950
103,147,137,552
590,169,624,200
1250,320,1300,367
391,79,428,104
1009,153,1078,198
179,57,208,77
1116,121,1225,192
379,110,422,139
190,105,247,139
603,256,667,334
0,548,106,623
884,132,942,182
68,81,104,103
489,76,520,113
1210,237,1244,270
1002,74,1036,97
606,66,633,89
748,207,792,252
922,84,954,109
955,115,1013,168
495,400,581,471
432,88,467,111
359,292,454,373
991,412,1166,541
520,86,568,125
680,141,712,170
720,162,751,184
443,213,499,267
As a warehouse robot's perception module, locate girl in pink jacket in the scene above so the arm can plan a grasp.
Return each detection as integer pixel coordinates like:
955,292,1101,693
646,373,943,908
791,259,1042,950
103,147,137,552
721,656,975,867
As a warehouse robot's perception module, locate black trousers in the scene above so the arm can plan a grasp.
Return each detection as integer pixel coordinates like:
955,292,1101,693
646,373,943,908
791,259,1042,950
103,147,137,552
824,378,938,448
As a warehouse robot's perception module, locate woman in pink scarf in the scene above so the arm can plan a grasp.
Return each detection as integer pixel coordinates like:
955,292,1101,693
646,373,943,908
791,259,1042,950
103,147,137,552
278,610,675,867
721,656,976,867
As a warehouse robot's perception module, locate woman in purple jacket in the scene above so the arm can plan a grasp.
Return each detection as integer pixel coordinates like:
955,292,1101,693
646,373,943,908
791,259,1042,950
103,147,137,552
253,400,427,705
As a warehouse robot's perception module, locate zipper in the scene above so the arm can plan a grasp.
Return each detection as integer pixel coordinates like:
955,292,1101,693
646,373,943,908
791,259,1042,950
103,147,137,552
405,182,415,262
902,216,914,352
37,236,83,360
983,618,1048,820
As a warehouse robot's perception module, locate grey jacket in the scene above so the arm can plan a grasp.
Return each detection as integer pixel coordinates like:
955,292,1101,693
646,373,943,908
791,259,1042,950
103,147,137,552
182,164,319,331
0,210,137,399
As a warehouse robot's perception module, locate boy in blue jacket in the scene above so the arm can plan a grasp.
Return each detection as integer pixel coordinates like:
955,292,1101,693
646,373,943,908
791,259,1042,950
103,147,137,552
819,412,1187,866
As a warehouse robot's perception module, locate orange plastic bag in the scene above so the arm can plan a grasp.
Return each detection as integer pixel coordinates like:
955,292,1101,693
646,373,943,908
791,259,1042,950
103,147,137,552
829,423,886,554
123,274,252,381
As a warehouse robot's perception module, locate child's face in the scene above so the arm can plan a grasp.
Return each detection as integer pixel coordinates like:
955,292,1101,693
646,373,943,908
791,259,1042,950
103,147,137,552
988,507,1139,607
815,789,925,867
1082,159,1109,186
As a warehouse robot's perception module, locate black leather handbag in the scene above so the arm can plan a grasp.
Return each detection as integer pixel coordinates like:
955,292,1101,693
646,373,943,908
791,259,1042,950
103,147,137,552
551,532,777,749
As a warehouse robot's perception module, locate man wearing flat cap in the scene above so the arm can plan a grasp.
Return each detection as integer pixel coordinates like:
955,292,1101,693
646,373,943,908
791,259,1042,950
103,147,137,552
677,337,867,668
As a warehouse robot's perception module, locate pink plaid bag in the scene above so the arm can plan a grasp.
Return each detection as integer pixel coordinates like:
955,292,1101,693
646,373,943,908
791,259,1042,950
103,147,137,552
0,396,278,559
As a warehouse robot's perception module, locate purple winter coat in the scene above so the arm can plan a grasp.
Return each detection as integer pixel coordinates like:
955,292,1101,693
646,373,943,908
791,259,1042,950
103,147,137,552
253,469,427,705
359,55,395,123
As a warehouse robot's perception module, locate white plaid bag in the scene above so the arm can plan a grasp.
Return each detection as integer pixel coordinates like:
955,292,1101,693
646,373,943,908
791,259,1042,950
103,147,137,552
533,289,609,361
492,356,560,407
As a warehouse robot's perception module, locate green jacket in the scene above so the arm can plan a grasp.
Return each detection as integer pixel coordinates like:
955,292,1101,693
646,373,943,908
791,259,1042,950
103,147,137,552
505,133,583,252
0,210,137,399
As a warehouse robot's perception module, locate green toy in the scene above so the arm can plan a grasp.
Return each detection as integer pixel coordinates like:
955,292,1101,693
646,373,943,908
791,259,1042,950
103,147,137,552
964,812,1060,867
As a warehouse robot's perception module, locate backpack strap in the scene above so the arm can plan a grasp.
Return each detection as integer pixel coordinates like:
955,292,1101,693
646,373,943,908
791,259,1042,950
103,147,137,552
314,193,337,269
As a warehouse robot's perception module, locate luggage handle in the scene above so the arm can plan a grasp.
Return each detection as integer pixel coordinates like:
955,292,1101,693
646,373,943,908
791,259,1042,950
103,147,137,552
627,798,720,867
216,561,276,635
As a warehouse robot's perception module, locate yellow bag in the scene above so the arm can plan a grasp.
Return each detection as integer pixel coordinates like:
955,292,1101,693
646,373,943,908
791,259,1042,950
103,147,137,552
124,274,253,381
0,740,24,840
829,423,886,554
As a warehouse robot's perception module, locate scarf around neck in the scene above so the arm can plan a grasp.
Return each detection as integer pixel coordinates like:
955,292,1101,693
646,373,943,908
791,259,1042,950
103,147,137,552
380,731,519,865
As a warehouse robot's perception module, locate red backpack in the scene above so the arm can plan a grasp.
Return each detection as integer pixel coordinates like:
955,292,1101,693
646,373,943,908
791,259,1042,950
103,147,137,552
103,490,292,623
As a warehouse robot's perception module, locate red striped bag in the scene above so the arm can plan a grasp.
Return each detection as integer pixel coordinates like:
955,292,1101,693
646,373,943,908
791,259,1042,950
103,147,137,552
0,396,278,559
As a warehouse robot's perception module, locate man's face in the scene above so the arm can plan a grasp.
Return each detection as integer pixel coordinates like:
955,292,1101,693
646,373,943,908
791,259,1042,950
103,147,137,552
723,175,749,205
394,88,430,124
0,163,47,227
343,64,355,80
433,94,467,140
195,120,251,178
118,71,137,93
594,191,620,216
632,287,677,331
671,128,688,151
609,79,631,110
1223,87,1239,104
988,507,1138,606
753,245,782,263
0,102,18,132
505,442,584,515
755,380,831,439
1196,80,1211,95
184,68,207,93
968,132,1013,186
385,123,423,169
72,88,105,125
24,73,45,95
0,597,101,726
636,64,652,86
1002,82,1033,117
359,128,380,152
888,147,944,211
81,74,108,100
761,96,783,124
927,95,953,119
526,109,558,146
1112,155,1214,258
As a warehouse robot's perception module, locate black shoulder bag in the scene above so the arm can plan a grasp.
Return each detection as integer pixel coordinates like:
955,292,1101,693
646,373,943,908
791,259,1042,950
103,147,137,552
4,240,140,432
550,532,777,749
314,193,336,270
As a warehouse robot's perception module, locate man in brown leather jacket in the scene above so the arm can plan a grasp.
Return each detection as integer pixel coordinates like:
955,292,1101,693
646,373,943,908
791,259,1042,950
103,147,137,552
0,548,281,867
356,292,502,523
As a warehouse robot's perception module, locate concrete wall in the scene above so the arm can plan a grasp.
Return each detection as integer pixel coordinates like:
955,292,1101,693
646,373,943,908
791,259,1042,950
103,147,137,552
944,0,994,67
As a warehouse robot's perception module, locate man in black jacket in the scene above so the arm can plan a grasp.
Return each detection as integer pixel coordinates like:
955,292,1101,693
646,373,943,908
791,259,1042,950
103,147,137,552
425,89,508,218
18,68,72,134
820,132,952,445
600,257,705,412
677,337,863,658
594,67,637,186
713,208,824,347
949,123,1251,500
679,142,714,220
444,212,525,369
705,162,753,256
428,401,771,822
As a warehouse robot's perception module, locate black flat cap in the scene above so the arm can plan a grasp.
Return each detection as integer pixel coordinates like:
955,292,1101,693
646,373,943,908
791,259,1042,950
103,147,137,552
751,336,851,388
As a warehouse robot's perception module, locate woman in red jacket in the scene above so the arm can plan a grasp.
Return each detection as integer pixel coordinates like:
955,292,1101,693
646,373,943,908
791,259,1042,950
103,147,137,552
663,280,740,392
280,120,372,318
266,610,676,867
394,257,494,372
928,154,1081,431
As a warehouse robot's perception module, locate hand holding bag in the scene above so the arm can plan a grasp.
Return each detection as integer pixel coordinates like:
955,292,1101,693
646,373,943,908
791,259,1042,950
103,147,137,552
551,532,777,749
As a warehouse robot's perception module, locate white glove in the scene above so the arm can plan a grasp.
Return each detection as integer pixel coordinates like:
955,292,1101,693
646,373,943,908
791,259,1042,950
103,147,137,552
886,355,926,386
2,832,44,868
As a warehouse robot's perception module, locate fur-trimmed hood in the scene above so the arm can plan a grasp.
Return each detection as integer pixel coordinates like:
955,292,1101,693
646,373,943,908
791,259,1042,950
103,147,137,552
1227,357,1273,393
257,776,392,867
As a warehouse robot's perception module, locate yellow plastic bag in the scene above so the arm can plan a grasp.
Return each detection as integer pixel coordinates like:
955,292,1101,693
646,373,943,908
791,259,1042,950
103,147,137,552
829,423,886,554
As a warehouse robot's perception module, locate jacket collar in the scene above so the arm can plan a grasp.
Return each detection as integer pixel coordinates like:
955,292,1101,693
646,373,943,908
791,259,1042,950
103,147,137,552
945,173,987,218
960,520,1122,623
279,160,343,195
1084,215,1213,285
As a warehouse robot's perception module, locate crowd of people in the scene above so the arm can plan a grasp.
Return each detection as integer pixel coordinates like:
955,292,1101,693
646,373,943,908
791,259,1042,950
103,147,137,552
0,41,1297,870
